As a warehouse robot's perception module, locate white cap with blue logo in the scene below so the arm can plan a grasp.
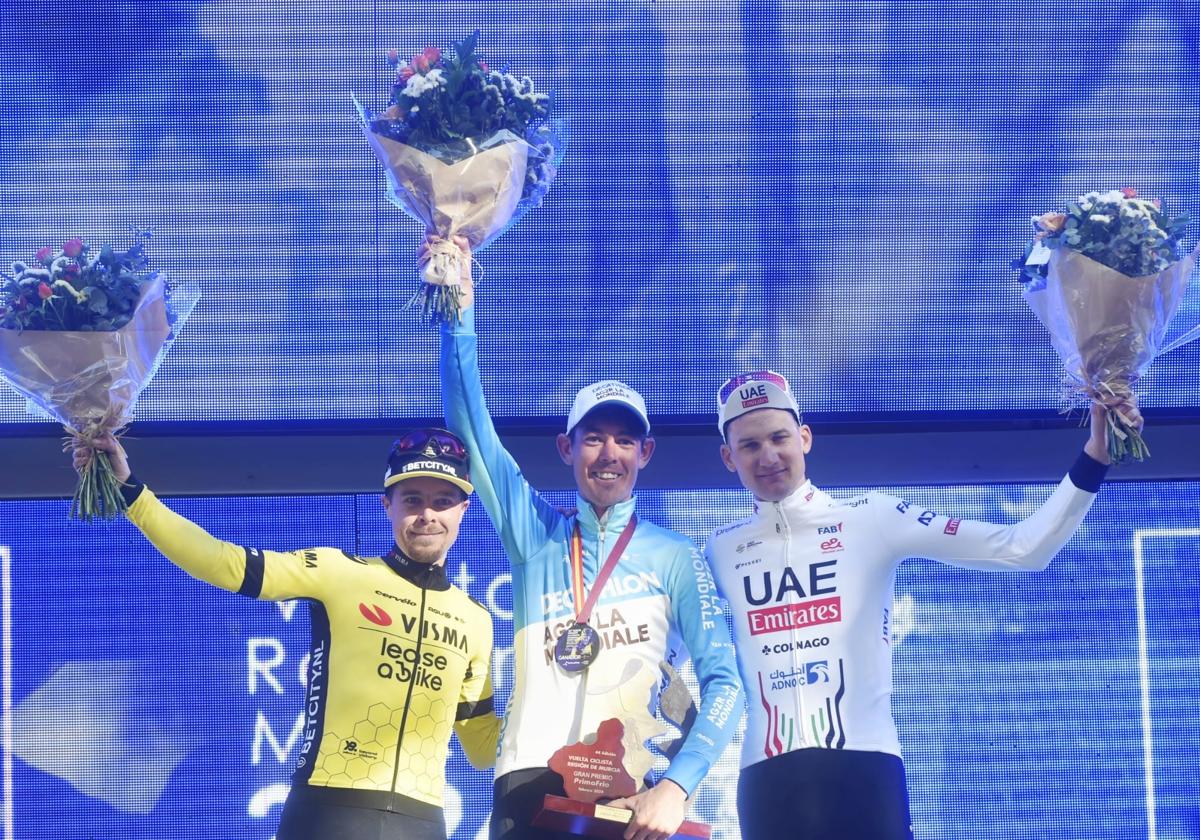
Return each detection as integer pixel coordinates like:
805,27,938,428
566,380,651,435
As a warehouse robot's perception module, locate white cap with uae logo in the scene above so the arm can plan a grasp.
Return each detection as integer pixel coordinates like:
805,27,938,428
717,370,800,437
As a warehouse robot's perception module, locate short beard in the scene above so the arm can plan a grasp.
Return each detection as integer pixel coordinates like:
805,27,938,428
401,542,445,566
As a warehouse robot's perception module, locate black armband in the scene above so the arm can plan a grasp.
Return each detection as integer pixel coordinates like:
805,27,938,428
119,474,147,506
456,696,495,720
1068,451,1108,493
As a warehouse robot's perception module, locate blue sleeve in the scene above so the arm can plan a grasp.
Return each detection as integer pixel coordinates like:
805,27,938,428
440,306,561,563
660,540,744,795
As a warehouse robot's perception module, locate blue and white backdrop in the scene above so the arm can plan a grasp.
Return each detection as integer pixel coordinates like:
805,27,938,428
1,1,1199,838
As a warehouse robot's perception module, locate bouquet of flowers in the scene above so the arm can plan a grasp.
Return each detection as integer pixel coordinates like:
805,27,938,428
1016,188,1197,462
354,30,565,321
0,233,200,519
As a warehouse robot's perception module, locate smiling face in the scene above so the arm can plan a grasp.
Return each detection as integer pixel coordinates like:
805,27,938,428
556,405,655,518
381,476,470,565
720,408,812,502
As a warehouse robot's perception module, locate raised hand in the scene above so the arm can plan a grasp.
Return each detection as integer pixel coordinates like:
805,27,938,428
417,233,474,314
1085,399,1144,465
72,433,131,484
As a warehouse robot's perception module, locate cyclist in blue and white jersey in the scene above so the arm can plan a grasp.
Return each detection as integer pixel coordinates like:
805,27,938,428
706,369,1127,840
431,236,742,840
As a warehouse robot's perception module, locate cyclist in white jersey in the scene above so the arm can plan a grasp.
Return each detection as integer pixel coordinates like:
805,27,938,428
705,370,1126,840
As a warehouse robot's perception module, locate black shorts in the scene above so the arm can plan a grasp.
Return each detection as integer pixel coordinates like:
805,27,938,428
736,748,914,840
490,768,579,840
275,783,446,840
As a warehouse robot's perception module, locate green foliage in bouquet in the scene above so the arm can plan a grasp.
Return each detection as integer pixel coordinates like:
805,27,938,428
1018,188,1189,284
1,234,156,332
371,30,552,159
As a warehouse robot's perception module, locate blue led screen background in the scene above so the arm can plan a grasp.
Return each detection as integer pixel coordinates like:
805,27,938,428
3,2,1200,838
3,481,1199,839
3,2,1200,424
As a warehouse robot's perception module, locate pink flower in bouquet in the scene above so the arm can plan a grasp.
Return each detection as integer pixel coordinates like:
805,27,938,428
62,237,84,258
479,60,489,72
35,246,55,263
397,65,415,82
387,48,399,63
422,46,441,64
413,53,431,73
37,282,54,300
1120,187,1138,199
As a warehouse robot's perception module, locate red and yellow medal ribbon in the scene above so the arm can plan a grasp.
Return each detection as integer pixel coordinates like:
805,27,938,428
568,514,639,625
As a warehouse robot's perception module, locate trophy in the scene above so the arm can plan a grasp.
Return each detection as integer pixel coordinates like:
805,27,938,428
533,664,710,839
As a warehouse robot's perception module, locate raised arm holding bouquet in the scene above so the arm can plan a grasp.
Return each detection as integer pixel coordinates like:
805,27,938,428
0,234,199,519
354,30,564,321
1017,188,1197,462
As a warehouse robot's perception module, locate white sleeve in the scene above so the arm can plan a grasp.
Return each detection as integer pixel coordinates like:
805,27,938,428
872,476,1098,572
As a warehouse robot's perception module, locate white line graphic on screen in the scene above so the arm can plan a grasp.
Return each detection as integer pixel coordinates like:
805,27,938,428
2,545,12,840
1133,527,1200,840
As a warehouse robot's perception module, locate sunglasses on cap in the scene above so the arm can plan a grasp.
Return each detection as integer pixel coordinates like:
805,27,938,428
391,428,468,462
717,370,791,405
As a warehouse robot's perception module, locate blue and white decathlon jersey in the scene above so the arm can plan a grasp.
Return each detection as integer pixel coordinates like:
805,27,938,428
705,459,1103,770
442,309,742,795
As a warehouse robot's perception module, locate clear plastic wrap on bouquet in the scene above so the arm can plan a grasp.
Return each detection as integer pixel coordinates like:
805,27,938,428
0,275,200,517
354,95,566,320
509,119,568,226
1023,247,1198,460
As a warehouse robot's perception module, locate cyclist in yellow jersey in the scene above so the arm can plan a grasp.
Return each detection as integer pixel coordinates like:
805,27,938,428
74,429,499,840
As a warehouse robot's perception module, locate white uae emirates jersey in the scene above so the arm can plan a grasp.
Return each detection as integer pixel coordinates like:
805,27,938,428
706,472,1098,769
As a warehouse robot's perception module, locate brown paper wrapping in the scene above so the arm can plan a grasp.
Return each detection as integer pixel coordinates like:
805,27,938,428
1024,247,1198,405
0,277,172,434
360,127,530,286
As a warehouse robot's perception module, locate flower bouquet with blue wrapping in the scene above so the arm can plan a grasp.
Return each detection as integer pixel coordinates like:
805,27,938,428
1016,188,1197,462
0,233,200,519
354,30,565,321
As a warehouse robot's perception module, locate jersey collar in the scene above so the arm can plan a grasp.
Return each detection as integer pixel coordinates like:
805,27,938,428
383,545,451,591
573,492,637,537
752,480,830,519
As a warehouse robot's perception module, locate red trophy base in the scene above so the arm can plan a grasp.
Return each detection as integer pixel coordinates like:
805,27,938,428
533,795,711,839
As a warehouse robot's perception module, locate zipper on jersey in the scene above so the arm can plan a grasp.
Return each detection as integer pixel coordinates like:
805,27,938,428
773,500,806,749
388,584,427,804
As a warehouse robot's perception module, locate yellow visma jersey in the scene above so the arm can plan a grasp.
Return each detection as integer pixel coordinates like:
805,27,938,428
126,487,497,812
